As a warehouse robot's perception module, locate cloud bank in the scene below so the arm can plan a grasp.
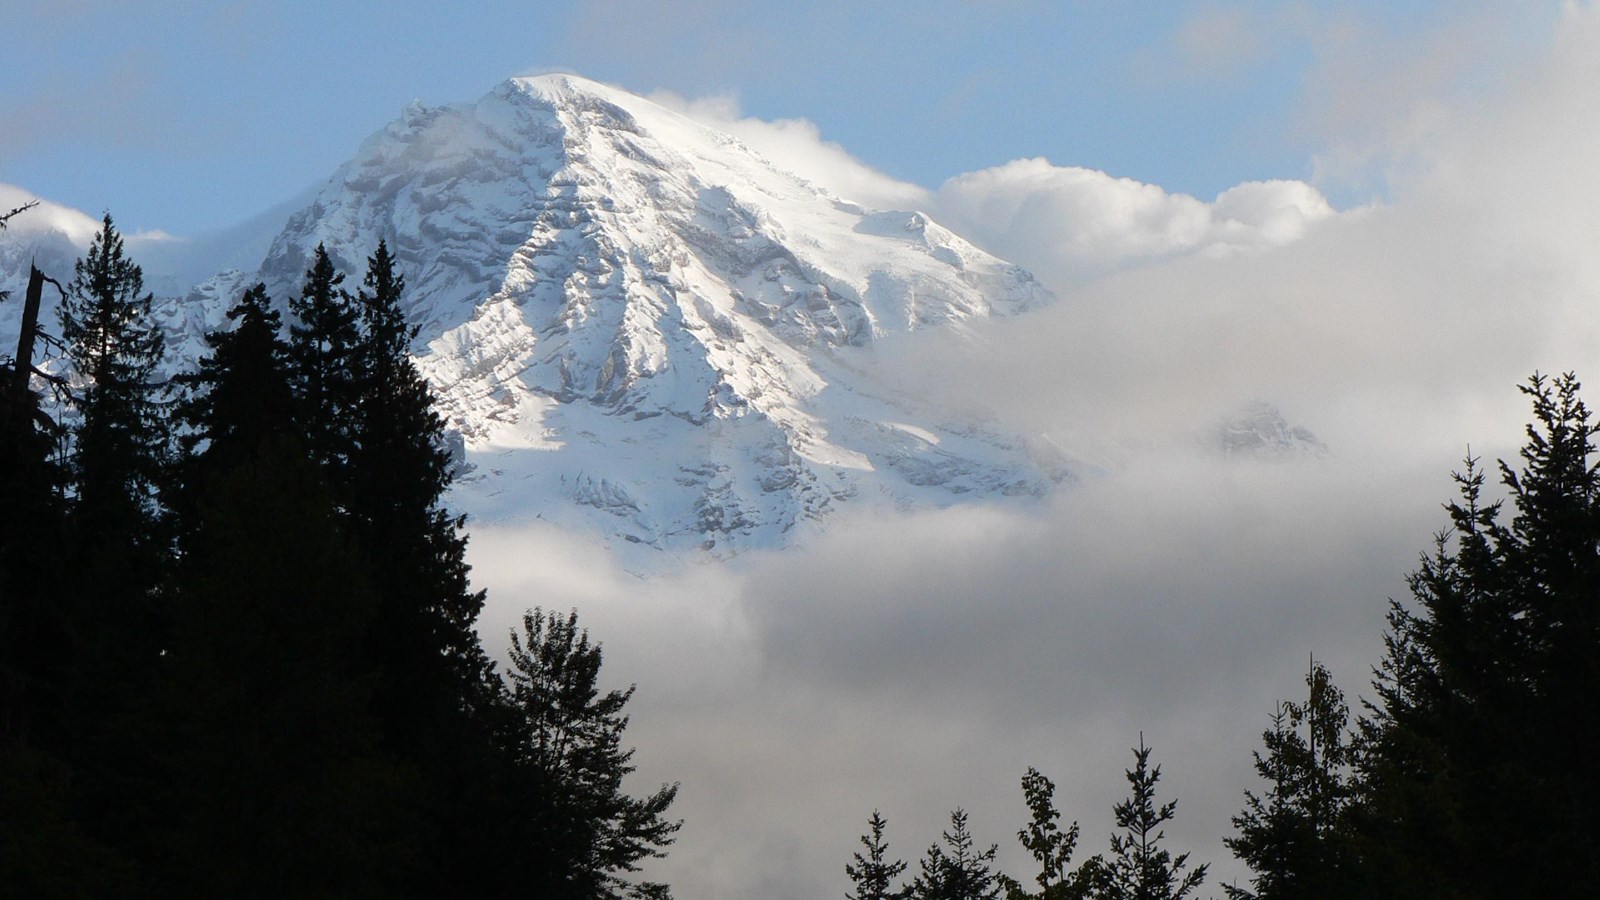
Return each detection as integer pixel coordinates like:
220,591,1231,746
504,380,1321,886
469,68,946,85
932,161,1336,286
462,7,1600,900
657,93,1339,288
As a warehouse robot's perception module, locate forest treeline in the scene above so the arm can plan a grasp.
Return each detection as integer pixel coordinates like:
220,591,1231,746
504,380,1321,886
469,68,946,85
843,369,1600,900
0,212,678,899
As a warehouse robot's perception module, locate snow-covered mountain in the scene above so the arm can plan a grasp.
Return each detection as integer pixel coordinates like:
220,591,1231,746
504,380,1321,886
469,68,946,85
4,74,1069,561
244,74,1067,558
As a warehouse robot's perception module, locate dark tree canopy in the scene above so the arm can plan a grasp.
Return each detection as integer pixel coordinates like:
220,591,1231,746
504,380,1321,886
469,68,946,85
504,607,681,900
1351,372,1600,899
1225,660,1354,900
910,809,1002,900
156,437,412,900
848,810,909,900
3,237,685,898
1085,738,1205,900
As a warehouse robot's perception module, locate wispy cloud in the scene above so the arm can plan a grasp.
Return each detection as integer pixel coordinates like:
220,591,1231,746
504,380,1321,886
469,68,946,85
0,184,104,244
650,89,932,211
1175,5,1273,78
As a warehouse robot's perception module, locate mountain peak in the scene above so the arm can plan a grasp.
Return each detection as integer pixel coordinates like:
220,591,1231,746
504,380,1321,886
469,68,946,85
507,72,634,105
85,74,1063,561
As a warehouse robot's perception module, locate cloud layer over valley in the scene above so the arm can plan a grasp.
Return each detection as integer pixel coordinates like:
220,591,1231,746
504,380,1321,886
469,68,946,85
465,8,1600,898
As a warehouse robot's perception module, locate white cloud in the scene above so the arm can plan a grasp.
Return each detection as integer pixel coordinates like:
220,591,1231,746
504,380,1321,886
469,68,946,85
0,183,188,253
1211,179,1336,244
0,183,104,245
464,451,1433,899
650,89,932,212
651,93,1341,290
930,159,1338,287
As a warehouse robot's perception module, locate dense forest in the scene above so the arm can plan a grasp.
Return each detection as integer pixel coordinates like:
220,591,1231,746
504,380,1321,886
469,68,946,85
0,211,679,899
4,206,1597,898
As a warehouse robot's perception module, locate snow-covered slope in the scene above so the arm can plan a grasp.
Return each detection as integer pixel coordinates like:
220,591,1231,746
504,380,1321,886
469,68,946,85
242,74,1063,558
4,75,1067,561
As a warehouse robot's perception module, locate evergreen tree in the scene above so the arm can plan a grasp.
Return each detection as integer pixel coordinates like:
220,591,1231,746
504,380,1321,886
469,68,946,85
52,215,172,865
910,809,1002,900
287,243,361,488
284,241,513,899
57,212,170,611
177,283,294,467
1004,768,1094,900
1351,372,1600,899
170,283,296,534
847,810,909,900
155,437,414,900
1223,706,1300,900
1225,660,1354,900
349,238,448,527
345,240,492,748
503,608,681,900
58,214,169,531
1085,738,1206,900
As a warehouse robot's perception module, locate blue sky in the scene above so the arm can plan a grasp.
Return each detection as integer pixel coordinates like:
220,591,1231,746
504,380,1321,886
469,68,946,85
2,1,1558,235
